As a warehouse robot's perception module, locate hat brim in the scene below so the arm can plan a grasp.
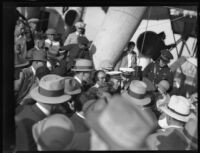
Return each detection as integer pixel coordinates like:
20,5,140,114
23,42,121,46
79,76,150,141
65,89,81,95
160,105,195,122
85,110,127,149
71,68,93,72
15,61,30,68
30,87,71,104
122,91,151,106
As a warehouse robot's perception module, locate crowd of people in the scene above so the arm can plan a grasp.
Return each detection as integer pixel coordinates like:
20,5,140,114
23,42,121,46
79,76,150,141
14,16,198,151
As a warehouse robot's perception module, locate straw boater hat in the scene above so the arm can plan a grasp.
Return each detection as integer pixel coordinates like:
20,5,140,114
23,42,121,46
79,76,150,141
30,74,71,104
157,80,170,93
71,59,93,72
122,80,151,106
85,95,155,150
160,95,195,122
64,77,81,95
32,114,75,150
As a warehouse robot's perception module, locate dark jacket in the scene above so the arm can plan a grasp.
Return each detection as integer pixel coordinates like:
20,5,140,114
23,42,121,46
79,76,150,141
143,61,174,88
15,104,47,151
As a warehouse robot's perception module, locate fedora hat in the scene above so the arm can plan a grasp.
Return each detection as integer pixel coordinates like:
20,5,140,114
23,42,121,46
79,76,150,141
75,22,86,29
30,74,71,104
71,59,93,72
160,95,195,122
29,50,47,62
15,53,30,68
64,77,81,95
157,80,170,92
32,114,75,150
122,80,151,106
85,95,155,150
160,49,173,63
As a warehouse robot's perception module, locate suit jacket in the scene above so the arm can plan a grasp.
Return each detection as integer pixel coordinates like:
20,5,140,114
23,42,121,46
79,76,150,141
15,104,47,151
16,67,36,105
70,113,90,133
64,32,89,46
146,127,189,150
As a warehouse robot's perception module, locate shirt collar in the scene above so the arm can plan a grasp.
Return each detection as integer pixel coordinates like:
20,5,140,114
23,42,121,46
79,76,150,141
35,45,40,50
31,66,36,76
74,76,82,85
76,31,83,37
36,103,50,116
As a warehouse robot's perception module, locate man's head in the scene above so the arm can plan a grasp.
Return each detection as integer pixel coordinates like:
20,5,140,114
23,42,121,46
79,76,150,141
159,49,173,67
95,70,106,86
75,22,86,35
126,41,135,53
46,28,57,41
158,95,196,129
28,18,39,31
72,59,94,83
34,34,45,49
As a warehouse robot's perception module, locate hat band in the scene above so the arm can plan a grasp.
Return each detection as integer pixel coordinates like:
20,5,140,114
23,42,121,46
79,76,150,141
128,89,146,99
167,106,190,117
73,66,93,69
38,87,64,97
183,128,197,144
160,55,169,62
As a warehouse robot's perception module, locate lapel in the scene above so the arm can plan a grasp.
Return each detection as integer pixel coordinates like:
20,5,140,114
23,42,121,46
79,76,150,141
31,104,47,120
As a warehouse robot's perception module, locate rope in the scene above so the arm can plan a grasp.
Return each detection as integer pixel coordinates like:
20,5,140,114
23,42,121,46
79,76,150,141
138,7,151,65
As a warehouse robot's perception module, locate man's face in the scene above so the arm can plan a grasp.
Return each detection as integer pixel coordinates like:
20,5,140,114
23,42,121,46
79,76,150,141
29,22,37,31
90,129,109,150
110,78,120,90
83,72,92,83
159,59,168,68
97,72,106,86
77,28,84,34
35,39,45,49
47,34,55,41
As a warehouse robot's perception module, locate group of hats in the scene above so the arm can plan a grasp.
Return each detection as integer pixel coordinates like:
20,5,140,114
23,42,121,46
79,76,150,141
30,59,93,104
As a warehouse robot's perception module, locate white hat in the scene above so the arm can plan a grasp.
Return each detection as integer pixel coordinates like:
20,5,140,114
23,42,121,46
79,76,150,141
122,80,151,106
30,74,71,104
186,57,197,67
160,95,195,122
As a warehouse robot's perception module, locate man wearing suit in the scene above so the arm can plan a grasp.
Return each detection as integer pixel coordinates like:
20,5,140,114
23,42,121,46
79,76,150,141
63,22,89,46
15,74,71,151
71,59,94,113
115,41,137,70
16,51,47,106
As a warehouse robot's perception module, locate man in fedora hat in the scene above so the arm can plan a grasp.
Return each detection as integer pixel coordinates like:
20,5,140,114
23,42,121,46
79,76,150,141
85,95,155,150
15,74,71,151
121,80,158,131
16,51,47,106
32,114,90,151
64,77,90,133
143,49,174,90
146,95,196,150
64,21,89,47
68,59,94,115
27,18,42,39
